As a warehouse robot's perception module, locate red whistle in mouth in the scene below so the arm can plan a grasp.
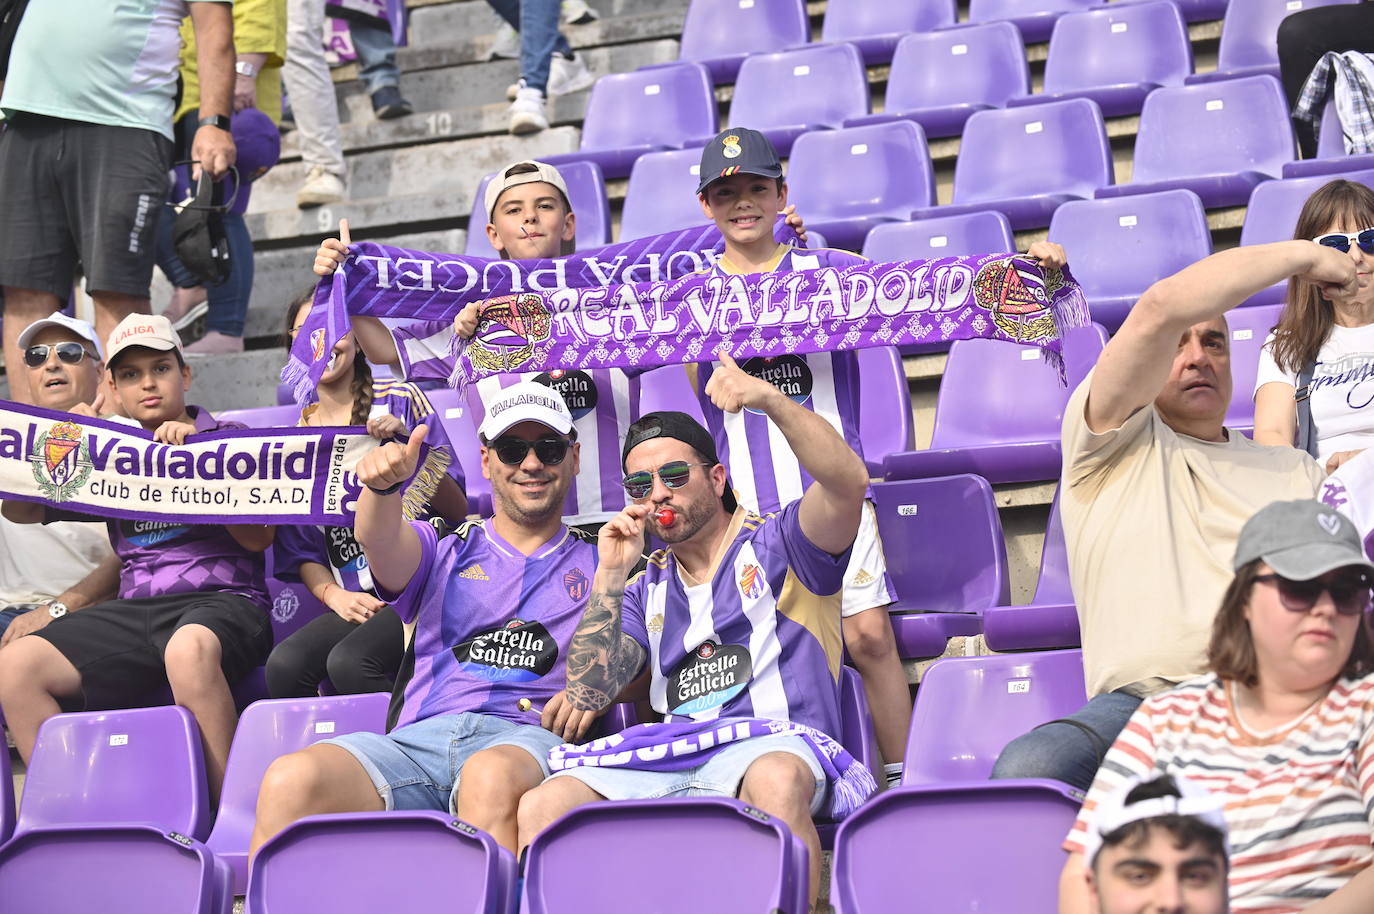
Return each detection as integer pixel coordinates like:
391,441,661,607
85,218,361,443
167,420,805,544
654,508,676,526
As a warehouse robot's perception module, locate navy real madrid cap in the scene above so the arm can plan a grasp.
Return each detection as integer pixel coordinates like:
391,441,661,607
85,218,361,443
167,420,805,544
696,127,784,195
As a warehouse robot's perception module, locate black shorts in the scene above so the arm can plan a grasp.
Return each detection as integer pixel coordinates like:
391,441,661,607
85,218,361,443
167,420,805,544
0,114,173,300
34,591,273,710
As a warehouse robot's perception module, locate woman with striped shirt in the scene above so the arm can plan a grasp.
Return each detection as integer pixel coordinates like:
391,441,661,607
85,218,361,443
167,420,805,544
1059,499,1374,914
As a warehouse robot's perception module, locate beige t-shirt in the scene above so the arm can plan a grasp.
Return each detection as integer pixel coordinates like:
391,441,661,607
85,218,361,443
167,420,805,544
1062,375,1325,697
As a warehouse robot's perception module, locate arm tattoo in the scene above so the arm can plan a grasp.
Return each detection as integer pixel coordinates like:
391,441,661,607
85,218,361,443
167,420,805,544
567,587,645,711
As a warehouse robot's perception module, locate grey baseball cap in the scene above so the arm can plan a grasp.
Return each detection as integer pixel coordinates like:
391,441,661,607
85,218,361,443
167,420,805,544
1233,499,1374,579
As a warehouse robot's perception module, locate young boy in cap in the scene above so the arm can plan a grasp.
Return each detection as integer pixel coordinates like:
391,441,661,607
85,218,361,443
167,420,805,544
0,313,276,799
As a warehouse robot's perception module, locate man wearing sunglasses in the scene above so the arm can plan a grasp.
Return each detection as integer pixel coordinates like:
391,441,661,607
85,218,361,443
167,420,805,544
517,354,872,907
251,381,614,856
0,315,118,646
991,240,1354,793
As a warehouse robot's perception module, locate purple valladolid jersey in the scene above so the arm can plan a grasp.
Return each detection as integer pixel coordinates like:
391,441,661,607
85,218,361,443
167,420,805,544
109,406,268,607
386,518,598,728
621,502,849,740
386,319,636,526
690,245,868,516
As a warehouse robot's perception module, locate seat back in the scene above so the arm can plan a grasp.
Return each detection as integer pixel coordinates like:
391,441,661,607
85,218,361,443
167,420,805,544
1216,0,1354,73
466,160,610,256
968,0,1100,40
247,811,514,914
855,345,912,475
620,148,712,241
635,364,706,424
729,43,870,132
579,63,717,153
839,666,882,781
425,388,492,516
1044,1,1191,95
863,211,1015,262
869,474,1011,613
216,404,302,428
1032,492,1072,604
18,706,210,839
821,0,955,45
951,98,1111,205
679,0,809,73
787,122,935,223
521,798,808,914
884,23,1028,115
0,737,13,845
904,649,1087,783
1224,303,1286,430
1132,76,1295,185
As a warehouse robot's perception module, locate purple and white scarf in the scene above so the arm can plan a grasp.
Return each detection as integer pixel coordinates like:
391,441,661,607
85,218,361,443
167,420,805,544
548,718,878,820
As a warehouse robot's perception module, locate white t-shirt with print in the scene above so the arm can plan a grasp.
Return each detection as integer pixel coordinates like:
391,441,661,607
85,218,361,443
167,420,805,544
1255,323,1374,466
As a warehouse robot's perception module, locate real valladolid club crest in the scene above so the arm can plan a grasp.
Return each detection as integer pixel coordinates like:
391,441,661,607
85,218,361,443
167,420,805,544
972,256,1064,343
470,293,553,374
31,421,92,502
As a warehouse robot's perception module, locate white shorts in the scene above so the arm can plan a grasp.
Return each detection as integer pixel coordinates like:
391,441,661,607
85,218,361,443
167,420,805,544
842,500,894,618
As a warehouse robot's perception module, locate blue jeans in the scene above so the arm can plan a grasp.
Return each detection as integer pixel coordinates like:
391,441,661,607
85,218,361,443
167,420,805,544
486,0,571,94
0,604,37,638
350,18,401,95
988,691,1143,792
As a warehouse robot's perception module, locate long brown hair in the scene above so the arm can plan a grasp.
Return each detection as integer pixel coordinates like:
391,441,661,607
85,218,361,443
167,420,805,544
283,287,373,425
1269,180,1374,373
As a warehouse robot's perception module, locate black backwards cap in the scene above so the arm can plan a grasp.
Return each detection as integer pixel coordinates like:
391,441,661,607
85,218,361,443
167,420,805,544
696,127,784,195
622,411,739,513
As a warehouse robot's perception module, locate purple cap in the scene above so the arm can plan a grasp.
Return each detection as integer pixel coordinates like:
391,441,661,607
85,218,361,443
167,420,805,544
232,108,281,182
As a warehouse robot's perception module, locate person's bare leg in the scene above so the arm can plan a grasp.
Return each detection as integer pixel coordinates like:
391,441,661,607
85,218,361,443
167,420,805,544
91,291,151,358
516,774,605,853
738,752,822,910
455,744,548,852
0,635,83,760
2,286,62,403
250,743,384,856
163,624,238,804
843,606,912,766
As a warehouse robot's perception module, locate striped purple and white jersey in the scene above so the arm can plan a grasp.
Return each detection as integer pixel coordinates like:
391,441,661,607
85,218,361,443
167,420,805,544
693,245,867,516
620,502,849,740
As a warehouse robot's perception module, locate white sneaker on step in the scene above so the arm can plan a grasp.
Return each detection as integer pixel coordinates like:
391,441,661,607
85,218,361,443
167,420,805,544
548,52,595,96
296,166,345,208
489,22,520,60
562,0,599,25
508,86,549,135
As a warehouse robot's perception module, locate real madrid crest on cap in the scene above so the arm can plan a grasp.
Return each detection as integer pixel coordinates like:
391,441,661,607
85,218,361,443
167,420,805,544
696,127,784,194
722,134,742,159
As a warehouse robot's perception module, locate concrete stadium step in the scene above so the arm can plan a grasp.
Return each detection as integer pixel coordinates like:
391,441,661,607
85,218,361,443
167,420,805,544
181,348,294,413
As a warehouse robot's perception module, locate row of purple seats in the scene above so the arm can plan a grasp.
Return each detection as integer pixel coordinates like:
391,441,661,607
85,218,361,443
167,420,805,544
1189,0,1356,86
1284,100,1374,179
983,495,1079,652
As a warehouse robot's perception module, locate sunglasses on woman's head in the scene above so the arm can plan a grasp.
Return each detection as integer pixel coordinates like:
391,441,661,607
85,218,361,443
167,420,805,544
1313,228,1374,254
489,436,571,466
23,342,95,368
1254,571,1374,616
622,461,713,499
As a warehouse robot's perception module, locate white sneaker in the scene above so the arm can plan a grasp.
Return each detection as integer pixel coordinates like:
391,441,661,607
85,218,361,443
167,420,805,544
296,166,346,208
507,79,521,102
562,0,599,25
508,85,549,135
489,22,520,60
548,52,595,96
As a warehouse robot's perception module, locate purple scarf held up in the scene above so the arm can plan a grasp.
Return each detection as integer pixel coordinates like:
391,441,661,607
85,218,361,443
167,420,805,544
548,718,878,820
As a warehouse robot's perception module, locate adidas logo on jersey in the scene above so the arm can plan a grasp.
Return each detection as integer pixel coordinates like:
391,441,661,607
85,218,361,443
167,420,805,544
852,569,876,586
458,563,490,581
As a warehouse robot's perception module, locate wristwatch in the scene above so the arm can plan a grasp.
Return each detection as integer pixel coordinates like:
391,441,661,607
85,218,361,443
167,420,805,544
235,60,259,78
47,601,68,620
198,114,232,131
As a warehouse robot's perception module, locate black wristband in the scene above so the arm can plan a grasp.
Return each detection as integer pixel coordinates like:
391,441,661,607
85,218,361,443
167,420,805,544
198,114,232,131
366,481,403,496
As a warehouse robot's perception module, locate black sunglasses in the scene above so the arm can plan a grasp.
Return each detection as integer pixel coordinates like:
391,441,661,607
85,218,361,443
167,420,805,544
1254,571,1373,616
24,342,96,368
489,436,571,466
1313,228,1374,255
622,461,714,500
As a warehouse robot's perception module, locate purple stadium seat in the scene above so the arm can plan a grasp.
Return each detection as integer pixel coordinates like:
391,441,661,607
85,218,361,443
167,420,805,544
426,388,493,518
869,474,1008,659
1047,189,1212,332
983,495,1082,651
635,364,707,424
1095,75,1295,208
855,346,912,475
247,811,515,914
216,404,302,428
0,824,232,914
1175,0,1229,22
541,63,716,179
905,649,1087,783
1225,303,1286,435
862,211,1016,264
839,666,882,783
1188,0,1356,85
830,780,1083,913
465,160,611,256
712,43,869,156
1283,100,1374,178
1008,1,1191,117
18,706,210,840
819,0,956,64
677,0,810,84
521,798,809,914
882,324,1107,484
785,121,936,251
207,694,389,894
967,0,1102,43
844,23,1029,139
620,149,713,241
0,738,13,846
911,98,1113,230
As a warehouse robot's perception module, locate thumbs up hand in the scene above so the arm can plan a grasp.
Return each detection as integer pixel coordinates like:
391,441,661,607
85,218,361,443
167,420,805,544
357,423,429,493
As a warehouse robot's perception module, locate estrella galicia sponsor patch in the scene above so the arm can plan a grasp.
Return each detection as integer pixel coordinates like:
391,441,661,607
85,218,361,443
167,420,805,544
120,519,189,547
667,641,752,715
325,526,367,573
563,568,589,601
534,369,598,420
453,619,558,682
741,355,813,413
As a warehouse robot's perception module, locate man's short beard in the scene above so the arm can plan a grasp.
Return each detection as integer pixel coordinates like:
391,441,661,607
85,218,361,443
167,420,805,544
657,492,722,545
492,476,570,526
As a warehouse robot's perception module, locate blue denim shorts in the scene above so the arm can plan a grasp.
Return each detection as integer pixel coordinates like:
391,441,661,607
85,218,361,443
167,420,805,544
548,734,827,815
324,711,563,813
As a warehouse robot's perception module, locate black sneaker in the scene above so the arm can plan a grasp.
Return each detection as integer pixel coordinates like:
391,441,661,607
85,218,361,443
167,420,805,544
371,86,414,120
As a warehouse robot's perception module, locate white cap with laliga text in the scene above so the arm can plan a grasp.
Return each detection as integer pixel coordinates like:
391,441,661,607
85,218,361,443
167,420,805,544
105,314,184,367
479,380,574,441
18,313,105,361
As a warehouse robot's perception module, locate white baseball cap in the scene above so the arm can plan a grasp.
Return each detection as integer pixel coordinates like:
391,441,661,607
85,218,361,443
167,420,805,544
484,160,572,222
1081,774,1229,866
17,313,105,360
479,380,574,441
105,313,184,366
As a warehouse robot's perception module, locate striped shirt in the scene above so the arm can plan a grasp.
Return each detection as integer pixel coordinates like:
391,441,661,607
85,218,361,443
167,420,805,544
1066,674,1374,913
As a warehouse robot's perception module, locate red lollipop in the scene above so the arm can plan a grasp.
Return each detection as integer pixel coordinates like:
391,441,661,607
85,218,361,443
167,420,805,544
654,507,676,526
